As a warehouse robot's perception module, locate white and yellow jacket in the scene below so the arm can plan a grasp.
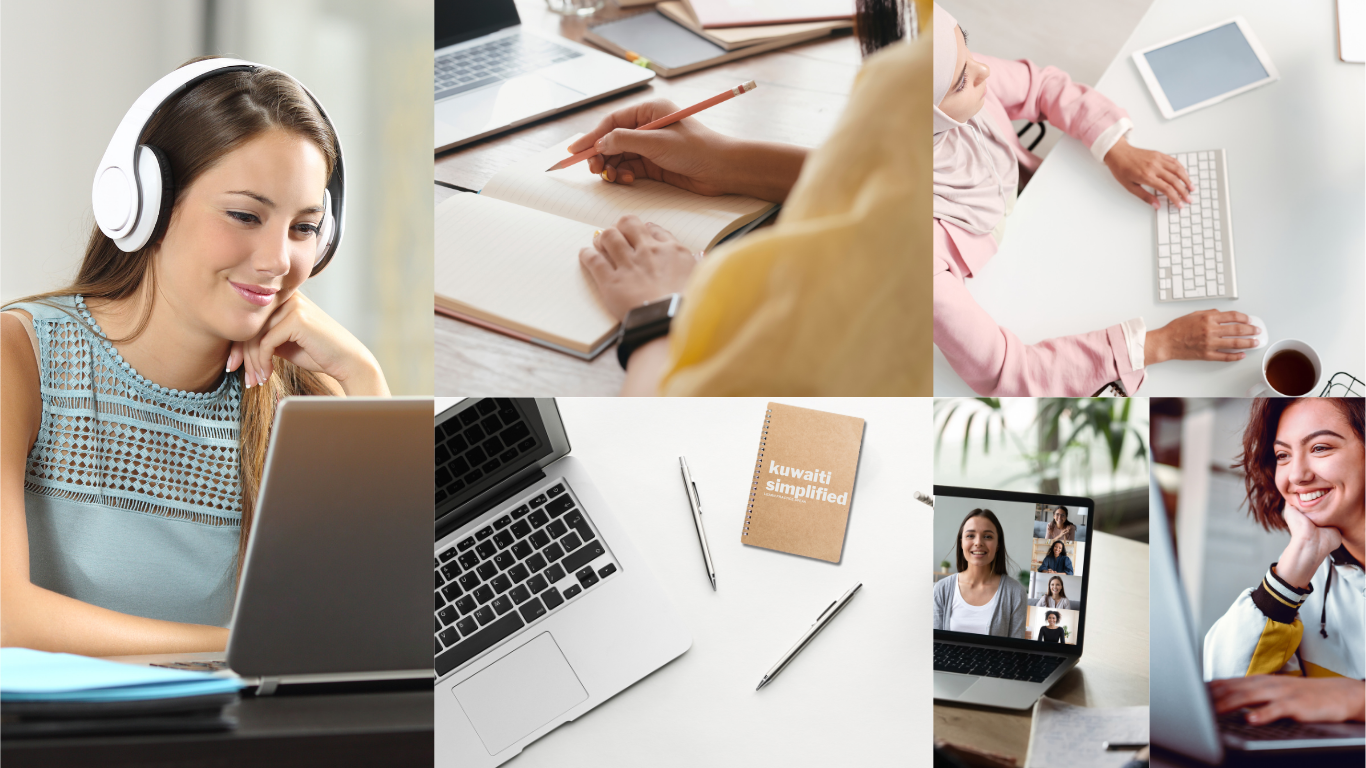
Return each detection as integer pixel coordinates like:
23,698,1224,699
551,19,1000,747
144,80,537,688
1204,549,1364,681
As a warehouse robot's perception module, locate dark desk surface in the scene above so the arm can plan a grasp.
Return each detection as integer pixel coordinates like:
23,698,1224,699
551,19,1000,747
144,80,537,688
2,689,432,768
1152,744,1365,768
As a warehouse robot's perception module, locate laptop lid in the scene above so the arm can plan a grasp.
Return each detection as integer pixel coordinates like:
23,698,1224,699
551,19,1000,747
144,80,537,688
227,398,431,677
436,0,520,50
933,486,1095,655
1149,473,1226,762
435,398,570,541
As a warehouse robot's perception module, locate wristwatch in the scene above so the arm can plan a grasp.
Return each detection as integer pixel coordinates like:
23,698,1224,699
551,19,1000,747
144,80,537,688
617,293,681,369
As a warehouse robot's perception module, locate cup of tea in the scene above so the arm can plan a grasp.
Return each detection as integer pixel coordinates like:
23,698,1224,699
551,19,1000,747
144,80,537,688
1250,339,1322,397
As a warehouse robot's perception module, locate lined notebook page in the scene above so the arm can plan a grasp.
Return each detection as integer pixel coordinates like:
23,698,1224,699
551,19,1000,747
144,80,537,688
481,135,775,253
434,193,618,355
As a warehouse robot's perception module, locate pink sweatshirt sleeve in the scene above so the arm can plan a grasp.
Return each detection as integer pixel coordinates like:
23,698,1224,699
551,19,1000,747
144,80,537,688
933,222,1145,396
977,54,1127,151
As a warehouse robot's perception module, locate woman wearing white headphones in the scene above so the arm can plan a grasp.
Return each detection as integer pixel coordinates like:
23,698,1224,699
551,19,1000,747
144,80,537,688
0,58,387,656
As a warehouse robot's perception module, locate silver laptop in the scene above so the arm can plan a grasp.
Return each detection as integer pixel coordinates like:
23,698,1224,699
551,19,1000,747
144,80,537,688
932,486,1095,710
435,0,654,152
434,398,690,766
1149,475,1365,762
109,398,431,695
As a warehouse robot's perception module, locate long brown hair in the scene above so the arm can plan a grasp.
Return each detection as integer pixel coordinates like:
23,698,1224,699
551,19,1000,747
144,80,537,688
954,508,1012,575
1236,398,1365,531
19,58,339,576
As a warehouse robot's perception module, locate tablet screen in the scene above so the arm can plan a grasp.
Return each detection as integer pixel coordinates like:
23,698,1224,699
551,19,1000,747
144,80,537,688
1143,22,1268,112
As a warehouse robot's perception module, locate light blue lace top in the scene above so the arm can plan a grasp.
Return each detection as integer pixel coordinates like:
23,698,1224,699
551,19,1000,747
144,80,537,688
6,295,242,626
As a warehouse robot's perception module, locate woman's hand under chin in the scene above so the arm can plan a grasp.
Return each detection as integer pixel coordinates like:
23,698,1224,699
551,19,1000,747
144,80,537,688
1274,503,1344,589
226,292,389,396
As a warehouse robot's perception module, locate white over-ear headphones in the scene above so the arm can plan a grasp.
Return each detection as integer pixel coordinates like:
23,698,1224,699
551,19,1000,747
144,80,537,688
91,58,345,273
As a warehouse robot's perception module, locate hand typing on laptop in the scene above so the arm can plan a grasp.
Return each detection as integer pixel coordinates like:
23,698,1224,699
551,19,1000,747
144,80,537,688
1209,676,1366,725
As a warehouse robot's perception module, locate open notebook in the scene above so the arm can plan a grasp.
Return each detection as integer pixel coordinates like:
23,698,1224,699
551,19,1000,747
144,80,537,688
435,136,777,358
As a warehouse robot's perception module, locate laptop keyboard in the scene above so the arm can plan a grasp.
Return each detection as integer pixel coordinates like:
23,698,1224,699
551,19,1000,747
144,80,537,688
435,35,582,101
435,479,618,679
1217,709,1360,741
1154,149,1237,302
934,642,1065,683
436,398,540,507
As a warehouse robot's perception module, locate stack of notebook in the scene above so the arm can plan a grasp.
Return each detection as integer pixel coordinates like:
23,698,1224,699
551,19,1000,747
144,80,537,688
1,648,244,737
586,1,853,77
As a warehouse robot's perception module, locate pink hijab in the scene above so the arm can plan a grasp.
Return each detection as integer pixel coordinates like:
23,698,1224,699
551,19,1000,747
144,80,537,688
933,3,1019,236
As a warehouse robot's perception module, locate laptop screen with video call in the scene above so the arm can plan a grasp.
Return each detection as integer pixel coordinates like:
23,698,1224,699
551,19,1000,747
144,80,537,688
933,487,1093,651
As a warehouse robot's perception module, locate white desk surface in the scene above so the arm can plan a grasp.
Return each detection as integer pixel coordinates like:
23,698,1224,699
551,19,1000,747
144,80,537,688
435,397,932,766
935,0,1365,396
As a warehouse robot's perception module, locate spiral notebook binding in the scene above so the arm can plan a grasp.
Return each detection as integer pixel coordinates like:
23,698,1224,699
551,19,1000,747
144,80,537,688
745,407,772,536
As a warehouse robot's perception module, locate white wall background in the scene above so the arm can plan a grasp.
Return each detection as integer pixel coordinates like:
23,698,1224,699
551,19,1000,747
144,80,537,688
1,0,432,394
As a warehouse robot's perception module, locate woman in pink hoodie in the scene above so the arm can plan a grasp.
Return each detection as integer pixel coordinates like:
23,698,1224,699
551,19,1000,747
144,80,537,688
932,4,1261,395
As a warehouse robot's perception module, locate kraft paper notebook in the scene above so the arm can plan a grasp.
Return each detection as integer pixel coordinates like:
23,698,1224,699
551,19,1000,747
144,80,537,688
434,136,776,358
742,403,865,563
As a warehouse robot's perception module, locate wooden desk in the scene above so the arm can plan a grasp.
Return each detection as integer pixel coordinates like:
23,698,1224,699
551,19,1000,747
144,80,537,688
934,531,1151,764
434,0,861,396
2,690,433,768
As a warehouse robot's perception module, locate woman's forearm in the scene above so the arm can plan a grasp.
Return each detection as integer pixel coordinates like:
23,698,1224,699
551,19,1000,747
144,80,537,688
1,580,228,657
619,337,671,396
718,138,807,204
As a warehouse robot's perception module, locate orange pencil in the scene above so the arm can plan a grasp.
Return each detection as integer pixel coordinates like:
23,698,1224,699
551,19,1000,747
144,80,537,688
544,80,757,172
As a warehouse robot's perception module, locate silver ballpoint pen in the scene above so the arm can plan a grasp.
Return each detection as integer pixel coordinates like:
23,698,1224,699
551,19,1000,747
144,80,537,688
756,582,862,691
678,456,716,590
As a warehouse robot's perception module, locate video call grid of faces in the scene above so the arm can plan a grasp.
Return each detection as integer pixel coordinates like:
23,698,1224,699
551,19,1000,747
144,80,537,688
934,499,1089,645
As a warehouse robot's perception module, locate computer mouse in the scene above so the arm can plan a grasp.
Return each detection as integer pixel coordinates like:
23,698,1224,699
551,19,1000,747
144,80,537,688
1219,314,1266,354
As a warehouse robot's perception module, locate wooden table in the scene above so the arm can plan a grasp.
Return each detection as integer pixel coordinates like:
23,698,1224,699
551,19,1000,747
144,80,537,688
934,531,1151,764
434,0,861,396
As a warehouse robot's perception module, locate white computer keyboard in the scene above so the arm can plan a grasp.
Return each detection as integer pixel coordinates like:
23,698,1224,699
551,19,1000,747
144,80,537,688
1154,149,1237,302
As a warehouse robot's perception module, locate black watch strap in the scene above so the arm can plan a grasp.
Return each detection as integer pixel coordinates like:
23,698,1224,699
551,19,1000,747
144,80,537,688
617,294,681,369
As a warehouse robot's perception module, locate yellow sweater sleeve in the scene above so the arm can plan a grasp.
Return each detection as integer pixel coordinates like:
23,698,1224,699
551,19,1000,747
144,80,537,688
658,37,931,395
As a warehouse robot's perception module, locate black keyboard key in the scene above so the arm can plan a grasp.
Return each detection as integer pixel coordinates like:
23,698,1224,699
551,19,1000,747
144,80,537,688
530,494,548,508
502,422,530,445
483,435,503,455
476,540,496,559
518,438,535,452
562,540,605,573
436,611,524,676
529,530,550,549
548,483,565,497
547,496,574,516
436,444,451,466
466,431,486,450
511,504,531,519
519,597,547,623
456,595,476,615
458,551,479,571
459,408,479,426
435,571,444,589
491,574,512,594
493,530,514,549
491,595,513,615
511,541,532,560
598,563,617,579
525,553,547,573
436,467,453,488
476,399,496,415
493,551,515,571
438,606,457,626
542,587,564,610
440,562,460,581
560,532,582,552
475,526,494,541
543,543,564,563
477,561,497,580
546,520,567,539
439,547,458,562
575,565,599,589
545,563,566,583
436,591,446,610
457,536,477,552
500,446,519,464
508,564,529,583
563,509,593,541
510,520,532,539
458,571,480,591
563,584,582,600
493,515,512,530
442,583,462,602
527,574,547,594
456,616,477,636
439,627,458,646
510,585,530,604
528,509,549,528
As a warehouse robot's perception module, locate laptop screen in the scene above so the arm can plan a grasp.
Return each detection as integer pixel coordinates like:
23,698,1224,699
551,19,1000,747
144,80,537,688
436,0,521,50
933,487,1092,650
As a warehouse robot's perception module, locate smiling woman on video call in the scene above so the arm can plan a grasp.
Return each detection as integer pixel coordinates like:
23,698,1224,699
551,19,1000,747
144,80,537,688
1204,398,1365,724
1,59,388,657
933,508,1026,638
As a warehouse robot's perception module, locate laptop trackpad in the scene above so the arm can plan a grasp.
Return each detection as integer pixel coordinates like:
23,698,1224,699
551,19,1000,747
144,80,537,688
933,672,978,700
452,633,587,755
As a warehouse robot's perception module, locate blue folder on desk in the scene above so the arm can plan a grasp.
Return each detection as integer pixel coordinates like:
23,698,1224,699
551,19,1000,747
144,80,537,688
1,648,244,702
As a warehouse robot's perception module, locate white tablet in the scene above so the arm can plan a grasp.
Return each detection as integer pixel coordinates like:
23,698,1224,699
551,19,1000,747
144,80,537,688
1131,17,1278,119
